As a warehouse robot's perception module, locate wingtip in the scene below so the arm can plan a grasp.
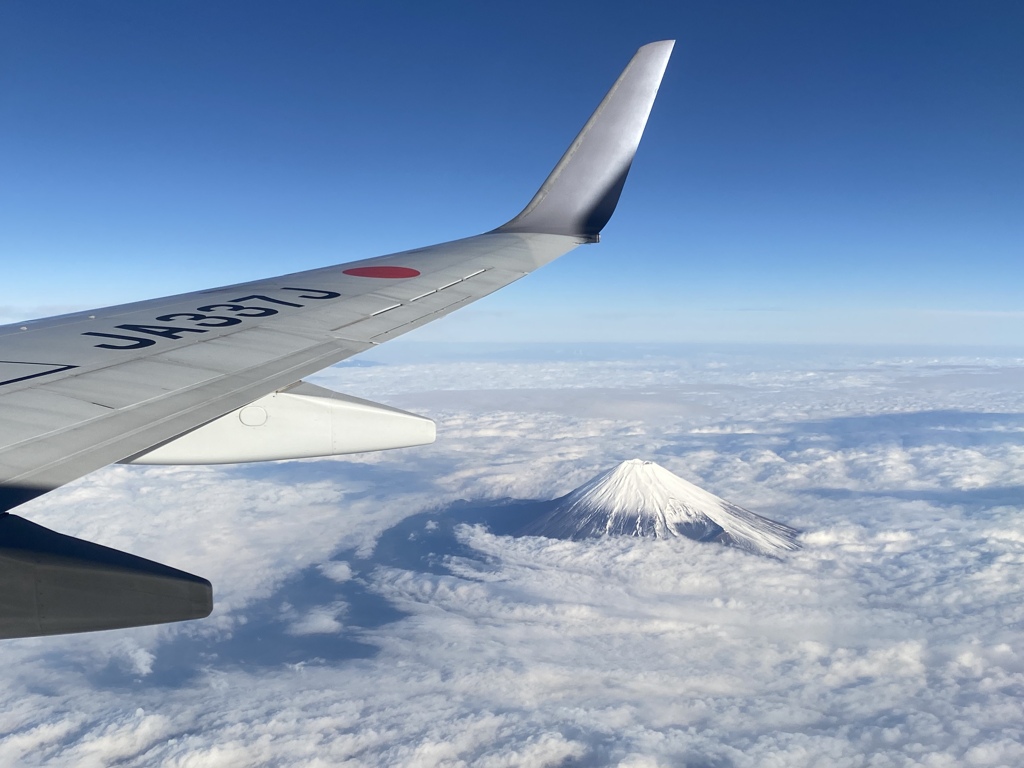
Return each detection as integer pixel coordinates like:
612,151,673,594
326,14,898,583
496,40,674,240
636,40,676,60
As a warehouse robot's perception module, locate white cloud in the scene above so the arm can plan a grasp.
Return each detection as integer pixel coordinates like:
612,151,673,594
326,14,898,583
319,561,355,583
285,603,347,636
1,348,1023,766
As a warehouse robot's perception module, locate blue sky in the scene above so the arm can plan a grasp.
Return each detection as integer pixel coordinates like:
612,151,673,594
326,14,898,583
2,1,1022,344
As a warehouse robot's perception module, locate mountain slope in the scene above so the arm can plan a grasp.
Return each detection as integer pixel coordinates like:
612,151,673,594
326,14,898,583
521,459,800,555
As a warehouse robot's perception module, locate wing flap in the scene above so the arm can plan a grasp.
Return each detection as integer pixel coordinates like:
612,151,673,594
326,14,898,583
44,359,223,409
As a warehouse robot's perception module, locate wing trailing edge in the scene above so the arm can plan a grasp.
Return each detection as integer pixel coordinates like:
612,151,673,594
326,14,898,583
496,40,675,241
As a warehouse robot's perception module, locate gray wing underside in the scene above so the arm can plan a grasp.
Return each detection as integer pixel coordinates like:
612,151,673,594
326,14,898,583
0,40,674,514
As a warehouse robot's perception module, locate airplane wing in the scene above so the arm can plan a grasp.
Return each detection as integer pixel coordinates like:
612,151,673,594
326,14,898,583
0,41,674,638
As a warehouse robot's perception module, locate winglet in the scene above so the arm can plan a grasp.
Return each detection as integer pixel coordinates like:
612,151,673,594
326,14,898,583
496,40,674,242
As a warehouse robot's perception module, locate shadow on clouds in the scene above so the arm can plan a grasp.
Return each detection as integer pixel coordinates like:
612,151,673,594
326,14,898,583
803,485,1024,509
658,410,1024,460
789,410,1024,450
92,498,552,690
219,459,433,496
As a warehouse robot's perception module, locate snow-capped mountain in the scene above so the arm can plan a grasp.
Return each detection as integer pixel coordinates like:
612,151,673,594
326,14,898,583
521,459,800,555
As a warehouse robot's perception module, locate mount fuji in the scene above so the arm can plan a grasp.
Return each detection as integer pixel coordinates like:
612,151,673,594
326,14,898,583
520,459,800,555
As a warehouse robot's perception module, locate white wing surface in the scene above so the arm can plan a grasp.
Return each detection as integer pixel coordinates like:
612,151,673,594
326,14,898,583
0,41,674,638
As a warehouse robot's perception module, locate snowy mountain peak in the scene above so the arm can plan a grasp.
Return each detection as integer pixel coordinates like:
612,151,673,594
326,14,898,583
522,459,800,555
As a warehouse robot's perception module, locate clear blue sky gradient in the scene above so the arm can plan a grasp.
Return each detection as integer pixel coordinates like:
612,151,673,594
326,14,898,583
2,1,1022,344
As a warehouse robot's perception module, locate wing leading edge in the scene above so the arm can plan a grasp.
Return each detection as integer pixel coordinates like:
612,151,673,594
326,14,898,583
0,41,674,638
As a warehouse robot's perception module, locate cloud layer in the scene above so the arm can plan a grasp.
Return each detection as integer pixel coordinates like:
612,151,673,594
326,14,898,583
1,347,1023,767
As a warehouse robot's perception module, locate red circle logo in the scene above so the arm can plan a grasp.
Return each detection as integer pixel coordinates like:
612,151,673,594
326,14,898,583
342,266,421,279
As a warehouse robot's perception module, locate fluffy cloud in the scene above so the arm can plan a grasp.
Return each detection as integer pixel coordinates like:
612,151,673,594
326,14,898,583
1,347,1023,766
